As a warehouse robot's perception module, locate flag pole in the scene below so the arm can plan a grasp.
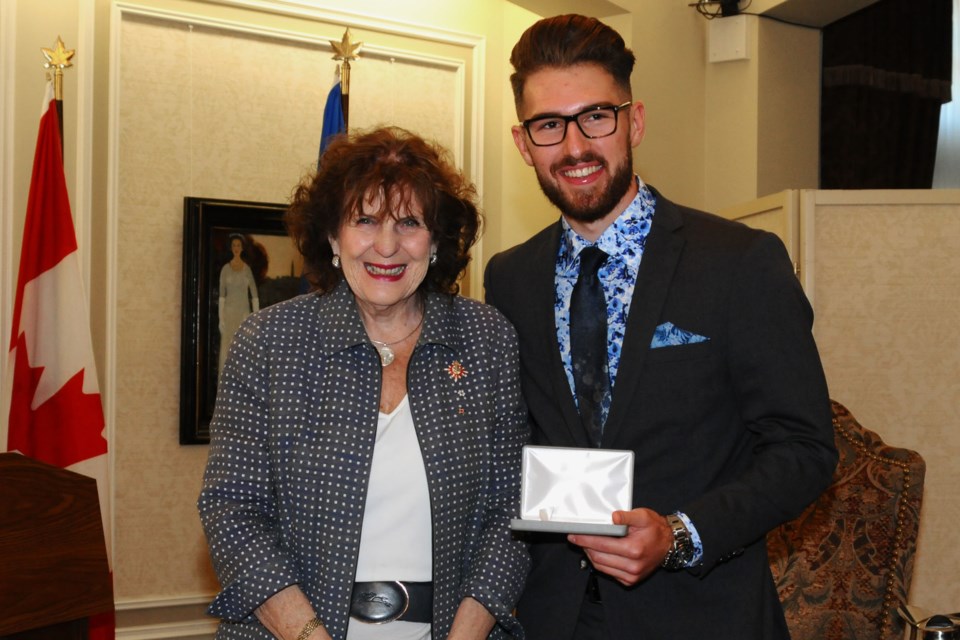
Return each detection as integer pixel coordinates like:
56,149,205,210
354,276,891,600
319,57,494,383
41,36,75,154
330,28,362,132
10,56,114,640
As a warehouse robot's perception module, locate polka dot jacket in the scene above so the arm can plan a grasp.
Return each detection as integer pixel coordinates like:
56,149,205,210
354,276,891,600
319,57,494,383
198,279,531,639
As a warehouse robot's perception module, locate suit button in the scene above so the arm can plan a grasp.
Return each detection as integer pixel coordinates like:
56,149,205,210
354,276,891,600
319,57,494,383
580,558,589,570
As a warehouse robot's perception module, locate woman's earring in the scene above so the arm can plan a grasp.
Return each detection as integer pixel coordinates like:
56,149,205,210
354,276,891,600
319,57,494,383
429,253,437,265
332,255,341,269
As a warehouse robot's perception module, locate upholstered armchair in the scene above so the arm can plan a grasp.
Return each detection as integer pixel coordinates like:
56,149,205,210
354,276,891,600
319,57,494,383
767,400,925,640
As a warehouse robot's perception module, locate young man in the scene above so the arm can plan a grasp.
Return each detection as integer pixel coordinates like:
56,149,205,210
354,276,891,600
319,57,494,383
484,14,838,640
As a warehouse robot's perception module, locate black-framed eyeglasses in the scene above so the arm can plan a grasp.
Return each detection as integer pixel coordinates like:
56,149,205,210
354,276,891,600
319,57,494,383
521,101,632,147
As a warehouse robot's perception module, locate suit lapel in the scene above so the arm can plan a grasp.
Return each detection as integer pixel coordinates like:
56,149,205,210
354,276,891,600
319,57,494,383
527,224,593,447
603,193,685,447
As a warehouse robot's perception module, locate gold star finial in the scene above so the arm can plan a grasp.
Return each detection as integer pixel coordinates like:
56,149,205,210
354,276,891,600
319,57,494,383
42,36,75,101
329,28,362,105
42,36,76,71
330,28,362,63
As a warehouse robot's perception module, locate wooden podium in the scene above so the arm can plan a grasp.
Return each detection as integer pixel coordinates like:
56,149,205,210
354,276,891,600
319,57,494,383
0,452,113,639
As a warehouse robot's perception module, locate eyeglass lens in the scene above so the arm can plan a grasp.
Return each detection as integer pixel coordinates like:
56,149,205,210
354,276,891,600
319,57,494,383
525,103,629,146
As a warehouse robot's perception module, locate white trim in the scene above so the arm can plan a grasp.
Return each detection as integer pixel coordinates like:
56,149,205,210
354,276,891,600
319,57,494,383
799,189,817,318
113,2,472,67
75,10,113,565
116,620,217,640
199,0,485,48
0,0,15,398
112,1,475,166
467,36,485,299
106,0,125,571
76,0,96,295
115,595,217,640
115,593,214,610
810,188,960,206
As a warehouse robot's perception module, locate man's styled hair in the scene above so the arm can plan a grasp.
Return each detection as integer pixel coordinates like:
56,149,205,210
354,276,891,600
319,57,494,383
509,14,636,114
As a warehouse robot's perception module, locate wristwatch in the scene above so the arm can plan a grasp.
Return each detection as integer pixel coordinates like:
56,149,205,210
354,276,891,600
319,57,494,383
660,514,695,571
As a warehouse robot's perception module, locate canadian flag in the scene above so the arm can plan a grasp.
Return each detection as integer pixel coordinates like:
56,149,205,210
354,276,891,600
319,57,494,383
2,83,114,639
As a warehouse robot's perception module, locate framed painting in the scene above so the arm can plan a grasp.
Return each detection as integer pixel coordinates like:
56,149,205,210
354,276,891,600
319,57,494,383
179,197,304,444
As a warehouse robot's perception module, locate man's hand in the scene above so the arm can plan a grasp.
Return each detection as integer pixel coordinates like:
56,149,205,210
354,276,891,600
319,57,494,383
567,508,674,586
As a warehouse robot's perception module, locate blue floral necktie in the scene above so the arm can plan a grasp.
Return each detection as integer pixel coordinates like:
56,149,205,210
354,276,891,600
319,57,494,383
570,246,609,446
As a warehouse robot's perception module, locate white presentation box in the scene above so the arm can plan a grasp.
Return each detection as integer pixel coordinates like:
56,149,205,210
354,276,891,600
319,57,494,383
511,445,634,536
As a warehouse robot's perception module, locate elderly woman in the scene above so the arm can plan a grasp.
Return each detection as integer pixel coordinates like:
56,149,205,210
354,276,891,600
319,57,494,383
198,127,530,640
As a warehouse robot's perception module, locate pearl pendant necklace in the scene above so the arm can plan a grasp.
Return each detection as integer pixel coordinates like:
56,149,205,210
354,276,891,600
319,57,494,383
369,314,423,367
371,340,397,367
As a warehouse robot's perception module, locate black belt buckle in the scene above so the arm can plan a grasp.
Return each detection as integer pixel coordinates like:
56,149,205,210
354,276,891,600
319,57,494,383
350,581,410,624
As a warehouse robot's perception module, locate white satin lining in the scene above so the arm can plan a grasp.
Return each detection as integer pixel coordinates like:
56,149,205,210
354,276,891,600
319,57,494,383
520,446,634,524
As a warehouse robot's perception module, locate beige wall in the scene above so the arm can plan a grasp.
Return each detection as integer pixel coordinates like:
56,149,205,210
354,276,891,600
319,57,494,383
807,191,960,614
493,2,556,253
705,14,821,212
756,19,820,198
630,3,710,208
2,0,87,356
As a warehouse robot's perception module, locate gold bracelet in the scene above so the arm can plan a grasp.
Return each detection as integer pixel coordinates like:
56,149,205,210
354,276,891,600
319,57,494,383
296,618,323,640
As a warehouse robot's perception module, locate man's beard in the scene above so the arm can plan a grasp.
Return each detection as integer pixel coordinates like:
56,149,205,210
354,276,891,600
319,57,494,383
535,151,634,224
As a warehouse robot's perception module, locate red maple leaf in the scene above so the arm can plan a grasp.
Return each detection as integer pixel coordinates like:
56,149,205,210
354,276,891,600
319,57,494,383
6,331,107,467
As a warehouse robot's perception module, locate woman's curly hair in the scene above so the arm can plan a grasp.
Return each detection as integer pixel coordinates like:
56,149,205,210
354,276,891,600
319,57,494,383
285,126,482,295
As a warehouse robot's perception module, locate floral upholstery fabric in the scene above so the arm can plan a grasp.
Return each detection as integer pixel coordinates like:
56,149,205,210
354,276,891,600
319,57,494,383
767,400,925,640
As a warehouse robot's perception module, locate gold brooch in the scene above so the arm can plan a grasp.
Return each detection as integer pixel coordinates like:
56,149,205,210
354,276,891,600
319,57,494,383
446,360,467,381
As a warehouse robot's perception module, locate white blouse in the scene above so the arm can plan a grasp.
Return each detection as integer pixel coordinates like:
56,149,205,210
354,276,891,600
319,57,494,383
347,395,432,640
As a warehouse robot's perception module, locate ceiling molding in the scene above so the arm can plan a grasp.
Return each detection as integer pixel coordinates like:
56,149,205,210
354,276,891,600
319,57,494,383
508,0,628,19
750,0,881,28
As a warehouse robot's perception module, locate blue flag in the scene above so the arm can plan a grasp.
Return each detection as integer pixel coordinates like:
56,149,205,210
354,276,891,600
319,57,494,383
303,80,347,293
318,81,345,167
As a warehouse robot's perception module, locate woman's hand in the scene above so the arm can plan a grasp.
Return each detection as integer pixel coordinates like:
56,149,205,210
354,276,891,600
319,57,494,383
446,596,495,640
255,584,331,640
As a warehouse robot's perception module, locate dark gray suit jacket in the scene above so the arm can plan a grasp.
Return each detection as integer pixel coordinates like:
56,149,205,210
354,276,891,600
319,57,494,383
199,280,530,639
484,188,837,640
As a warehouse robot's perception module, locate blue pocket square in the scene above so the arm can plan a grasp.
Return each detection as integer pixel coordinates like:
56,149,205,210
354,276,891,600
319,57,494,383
650,322,709,348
